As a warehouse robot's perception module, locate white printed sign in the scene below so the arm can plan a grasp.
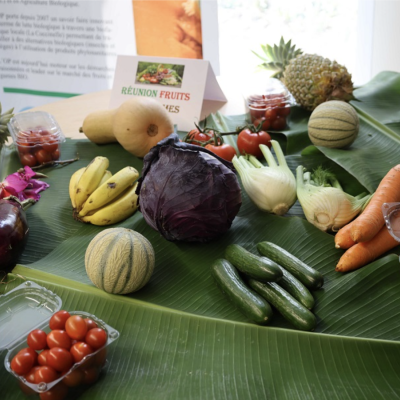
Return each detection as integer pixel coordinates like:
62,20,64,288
109,55,226,132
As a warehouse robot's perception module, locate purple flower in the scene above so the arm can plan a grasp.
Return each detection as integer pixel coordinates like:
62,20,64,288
0,166,49,201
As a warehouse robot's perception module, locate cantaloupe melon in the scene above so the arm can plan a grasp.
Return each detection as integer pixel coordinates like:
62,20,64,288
85,228,155,295
308,100,359,149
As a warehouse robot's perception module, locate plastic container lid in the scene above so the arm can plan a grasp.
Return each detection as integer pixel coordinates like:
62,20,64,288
7,111,66,145
243,77,294,107
0,281,62,351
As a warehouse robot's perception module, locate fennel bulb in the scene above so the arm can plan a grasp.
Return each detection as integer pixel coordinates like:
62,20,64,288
232,140,297,215
296,165,372,232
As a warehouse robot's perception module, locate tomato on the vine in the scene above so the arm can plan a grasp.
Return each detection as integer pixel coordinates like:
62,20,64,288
205,143,237,162
237,128,271,158
187,128,209,145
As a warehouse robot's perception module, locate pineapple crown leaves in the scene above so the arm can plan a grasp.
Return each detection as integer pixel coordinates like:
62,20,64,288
253,37,303,79
0,102,15,150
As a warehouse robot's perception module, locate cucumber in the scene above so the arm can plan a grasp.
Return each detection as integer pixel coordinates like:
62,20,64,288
248,279,317,331
211,259,273,325
277,265,315,310
225,244,282,282
257,241,324,290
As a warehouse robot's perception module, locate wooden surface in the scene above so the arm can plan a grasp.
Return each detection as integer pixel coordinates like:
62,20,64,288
26,77,245,139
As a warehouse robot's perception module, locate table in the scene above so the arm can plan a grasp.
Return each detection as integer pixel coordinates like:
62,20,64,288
3,71,400,399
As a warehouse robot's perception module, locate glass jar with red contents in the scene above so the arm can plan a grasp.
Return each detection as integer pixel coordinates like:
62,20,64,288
8,111,66,167
244,78,295,131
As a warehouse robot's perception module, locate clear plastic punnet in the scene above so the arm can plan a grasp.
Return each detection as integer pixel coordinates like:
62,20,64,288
382,203,400,243
1,280,119,397
7,111,66,168
243,77,296,131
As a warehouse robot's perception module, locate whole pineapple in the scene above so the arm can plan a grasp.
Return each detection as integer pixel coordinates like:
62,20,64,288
0,102,14,151
255,37,354,111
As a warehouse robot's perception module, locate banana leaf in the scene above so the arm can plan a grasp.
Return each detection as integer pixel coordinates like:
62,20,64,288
2,71,400,399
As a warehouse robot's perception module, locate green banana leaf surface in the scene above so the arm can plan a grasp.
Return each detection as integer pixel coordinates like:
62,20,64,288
2,71,400,399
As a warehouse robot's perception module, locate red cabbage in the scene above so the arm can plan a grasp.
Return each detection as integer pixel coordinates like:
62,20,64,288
136,133,242,242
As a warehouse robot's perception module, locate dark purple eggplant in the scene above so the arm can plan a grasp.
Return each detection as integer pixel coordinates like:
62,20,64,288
0,197,33,271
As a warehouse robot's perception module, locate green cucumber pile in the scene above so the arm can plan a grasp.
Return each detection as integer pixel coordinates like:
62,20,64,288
211,242,324,331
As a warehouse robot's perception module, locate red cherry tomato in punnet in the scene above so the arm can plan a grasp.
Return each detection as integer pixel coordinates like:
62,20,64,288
39,382,68,400
34,365,59,384
47,347,74,372
38,349,51,366
11,350,37,376
27,329,48,351
237,128,271,158
47,330,72,350
65,315,88,340
85,328,107,350
84,318,98,331
70,342,94,363
49,310,71,331
205,143,237,162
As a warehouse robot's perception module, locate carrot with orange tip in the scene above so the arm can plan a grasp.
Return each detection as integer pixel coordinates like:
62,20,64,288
334,223,356,249
336,225,399,272
350,164,400,243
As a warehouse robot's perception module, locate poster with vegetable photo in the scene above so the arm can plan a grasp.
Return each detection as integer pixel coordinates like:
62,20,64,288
135,62,185,88
132,0,203,60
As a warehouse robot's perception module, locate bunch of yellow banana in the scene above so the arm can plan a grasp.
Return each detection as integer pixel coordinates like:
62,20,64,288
69,156,140,226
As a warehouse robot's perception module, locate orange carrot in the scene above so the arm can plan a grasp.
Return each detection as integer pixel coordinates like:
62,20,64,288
334,223,356,249
336,225,400,272
351,164,400,243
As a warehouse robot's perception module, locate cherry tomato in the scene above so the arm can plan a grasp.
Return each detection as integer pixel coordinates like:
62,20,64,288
253,117,271,131
25,365,42,383
20,153,37,167
271,116,287,131
70,342,94,363
17,141,32,154
27,329,48,351
42,140,58,154
81,366,100,385
11,350,37,375
47,347,74,372
49,310,71,330
187,128,208,145
38,349,50,366
237,129,272,158
62,368,84,387
85,328,107,350
65,315,88,340
39,382,68,400
205,143,237,162
84,318,98,331
277,103,291,117
35,149,52,164
47,330,72,350
249,105,265,120
18,346,39,362
93,347,107,367
34,365,59,384
20,366,41,395
51,148,60,160
265,107,278,121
